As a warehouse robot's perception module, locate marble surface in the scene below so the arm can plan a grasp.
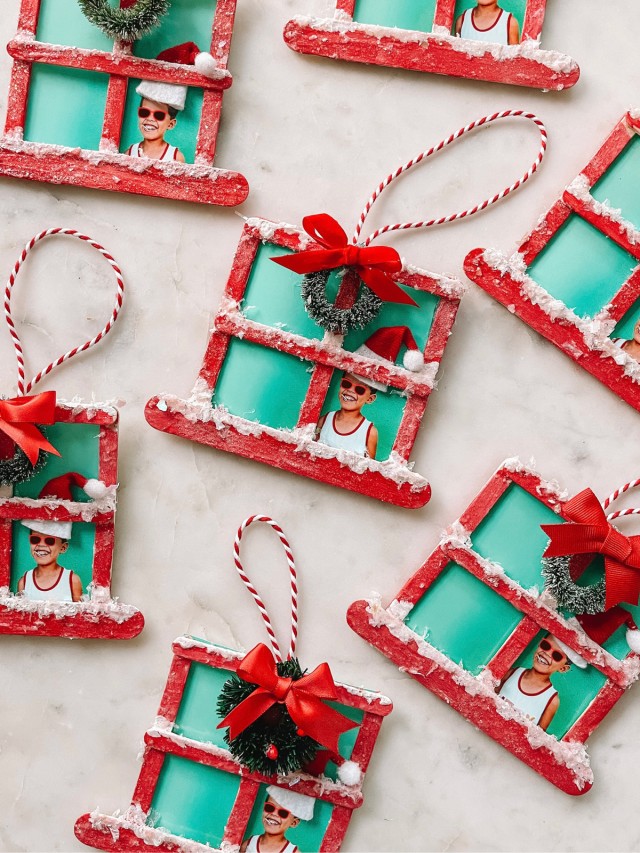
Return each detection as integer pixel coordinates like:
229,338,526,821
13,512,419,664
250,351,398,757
1,1,640,851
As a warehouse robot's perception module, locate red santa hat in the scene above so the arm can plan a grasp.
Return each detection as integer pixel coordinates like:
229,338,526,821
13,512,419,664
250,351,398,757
578,607,640,655
266,785,315,821
136,41,218,111
352,326,424,392
21,472,108,539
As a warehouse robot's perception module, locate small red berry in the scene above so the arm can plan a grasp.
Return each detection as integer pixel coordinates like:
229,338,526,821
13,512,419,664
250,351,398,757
266,744,279,760
296,728,305,737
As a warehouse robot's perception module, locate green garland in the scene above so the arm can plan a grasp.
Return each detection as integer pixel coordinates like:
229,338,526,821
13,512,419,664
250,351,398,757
541,555,606,615
0,429,48,487
217,658,320,775
77,0,170,42
301,269,382,334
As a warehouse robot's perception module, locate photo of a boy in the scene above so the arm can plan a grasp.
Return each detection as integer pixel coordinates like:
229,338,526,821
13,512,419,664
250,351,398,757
241,786,314,853
612,317,640,363
496,634,586,731
316,373,379,459
17,523,82,603
127,98,185,163
455,1,520,45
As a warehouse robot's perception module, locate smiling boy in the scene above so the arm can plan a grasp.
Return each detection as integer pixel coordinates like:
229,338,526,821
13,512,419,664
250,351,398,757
18,525,82,602
316,373,379,459
127,98,186,162
241,786,314,853
496,634,586,731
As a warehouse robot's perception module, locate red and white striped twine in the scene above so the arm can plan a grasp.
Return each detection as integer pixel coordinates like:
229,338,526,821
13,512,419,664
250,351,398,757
3,228,125,396
351,110,548,247
603,478,640,521
233,515,298,663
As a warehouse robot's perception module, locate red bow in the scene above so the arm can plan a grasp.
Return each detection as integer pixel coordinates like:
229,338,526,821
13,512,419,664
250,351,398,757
541,487,640,610
218,643,358,753
271,214,417,306
0,392,60,465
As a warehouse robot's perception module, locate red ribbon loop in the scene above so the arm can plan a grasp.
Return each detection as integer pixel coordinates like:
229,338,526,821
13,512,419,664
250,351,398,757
541,488,640,609
271,213,417,306
218,643,358,753
0,392,60,465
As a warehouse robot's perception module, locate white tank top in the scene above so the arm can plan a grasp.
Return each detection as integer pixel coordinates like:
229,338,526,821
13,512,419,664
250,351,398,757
459,7,511,44
318,412,373,456
245,836,298,853
498,667,557,724
127,142,179,161
23,567,73,602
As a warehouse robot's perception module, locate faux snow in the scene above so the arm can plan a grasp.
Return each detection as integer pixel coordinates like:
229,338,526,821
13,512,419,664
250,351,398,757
0,585,138,623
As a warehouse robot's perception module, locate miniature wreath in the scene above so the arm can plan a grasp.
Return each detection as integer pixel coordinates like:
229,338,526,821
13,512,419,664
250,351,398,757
217,657,320,776
542,555,606,615
301,269,383,334
77,0,169,42
0,438,47,487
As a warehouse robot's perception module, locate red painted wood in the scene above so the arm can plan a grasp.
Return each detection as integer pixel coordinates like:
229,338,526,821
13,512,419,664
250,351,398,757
347,599,592,796
433,0,457,30
465,249,640,414
563,190,640,260
132,747,166,812
283,20,580,91
145,399,431,508
0,521,13,587
0,607,144,638
101,74,128,152
75,815,182,853
486,616,542,682
564,681,626,743
6,39,232,90
92,522,114,589
336,0,355,16
320,807,355,853
224,778,261,846
4,61,31,136
395,547,451,606
157,657,192,722
391,392,428,460
17,0,40,31
519,198,572,266
0,147,249,206
211,0,239,72
581,118,635,186
296,364,334,428
521,0,547,41
194,89,223,164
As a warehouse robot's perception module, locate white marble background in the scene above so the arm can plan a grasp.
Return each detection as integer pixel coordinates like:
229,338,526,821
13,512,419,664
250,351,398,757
1,1,640,851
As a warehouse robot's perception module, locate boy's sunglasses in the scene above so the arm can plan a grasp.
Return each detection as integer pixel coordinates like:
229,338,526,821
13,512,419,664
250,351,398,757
539,638,566,663
138,107,169,121
341,378,370,396
29,534,57,546
263,802,290,819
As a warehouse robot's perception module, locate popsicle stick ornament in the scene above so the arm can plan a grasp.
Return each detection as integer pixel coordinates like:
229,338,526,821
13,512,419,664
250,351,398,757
0,228,143,639
146,110,547,508
348,459,640,796
465,111,640,413
0,0,248,206
284,0,579,91
76,516,392,853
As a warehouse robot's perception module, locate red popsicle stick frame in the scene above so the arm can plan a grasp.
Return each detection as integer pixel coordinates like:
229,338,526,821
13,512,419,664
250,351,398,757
465,111,640,413
145,218,462,508
0,0,248,206
284,0,579,91
347,461,640,795
0,402,144,639
75,636,392,852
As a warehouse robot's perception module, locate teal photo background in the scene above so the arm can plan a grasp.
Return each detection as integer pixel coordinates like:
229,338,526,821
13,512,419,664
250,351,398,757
471,483,559,591
527,215,638,318
36,0,115,50
244,785,334,853
592,135,640,231
241,244,333,340
452,0,526,34
11,520,96,593
24,65,108,150
353,0,437,31
13,422,101,500
404,561,524,675
318,371,406,462
149,754,240,848
612,297,640,341
212,339,313,430
512,629,628,740
342,284,439,356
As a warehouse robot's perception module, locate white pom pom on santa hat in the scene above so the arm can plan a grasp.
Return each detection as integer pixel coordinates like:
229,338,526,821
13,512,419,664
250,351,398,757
356,326,424,373
337,760,363,786
626,626,640,654
578,607,640,655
